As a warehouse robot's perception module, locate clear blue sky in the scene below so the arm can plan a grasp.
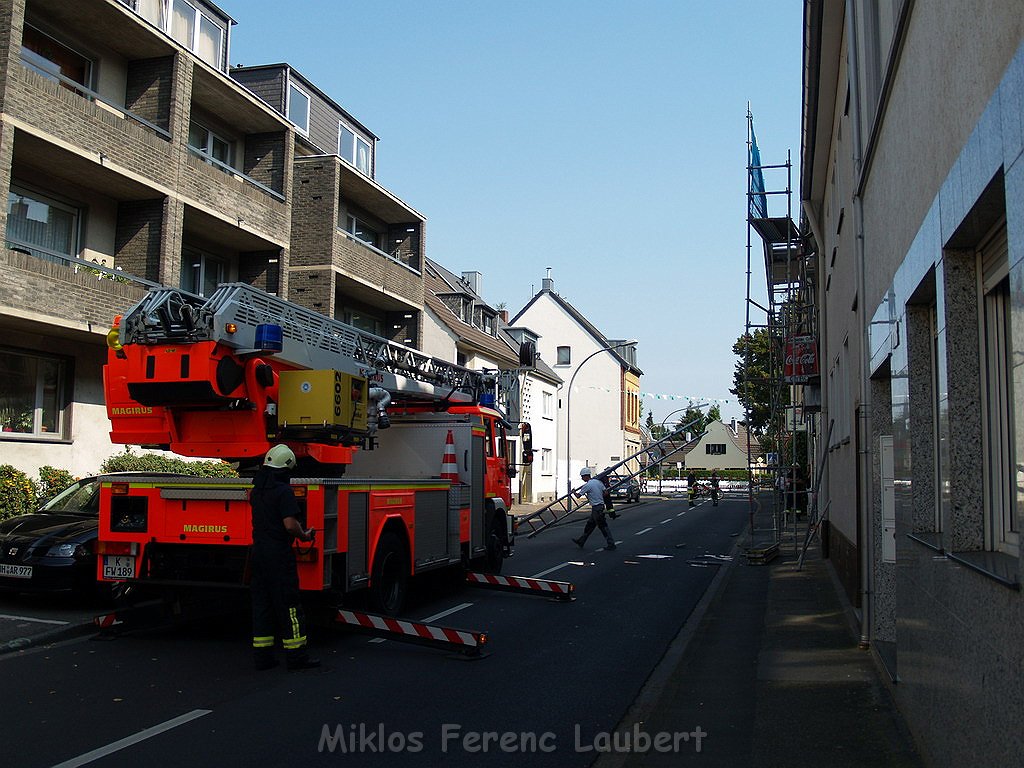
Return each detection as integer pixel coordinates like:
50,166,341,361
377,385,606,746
230,1,802,427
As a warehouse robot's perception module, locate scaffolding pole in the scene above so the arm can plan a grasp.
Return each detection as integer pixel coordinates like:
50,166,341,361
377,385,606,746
744,107,819,562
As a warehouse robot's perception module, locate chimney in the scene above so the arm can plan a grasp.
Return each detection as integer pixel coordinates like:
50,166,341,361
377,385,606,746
499,310,509,323
542,266,554,292
730,418,737,433
461,271,482,295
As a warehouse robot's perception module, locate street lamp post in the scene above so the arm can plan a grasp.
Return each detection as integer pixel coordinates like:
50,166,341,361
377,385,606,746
564,340,637,503
657,407,689,495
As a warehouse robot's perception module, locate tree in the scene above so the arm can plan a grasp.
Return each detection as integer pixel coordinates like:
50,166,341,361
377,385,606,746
674,407,707,437
730,328,788,434
645,410,666,440
707,404,722,423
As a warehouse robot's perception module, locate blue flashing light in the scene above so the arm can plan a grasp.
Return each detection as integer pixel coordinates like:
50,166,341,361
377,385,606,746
255,323,283,352
479,392,496,408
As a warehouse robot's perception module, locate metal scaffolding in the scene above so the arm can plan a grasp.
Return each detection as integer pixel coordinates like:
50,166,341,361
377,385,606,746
743,109,819,562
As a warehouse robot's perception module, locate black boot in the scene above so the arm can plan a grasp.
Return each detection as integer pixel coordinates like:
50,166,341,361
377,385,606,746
572,537,585,548
286,651,321,671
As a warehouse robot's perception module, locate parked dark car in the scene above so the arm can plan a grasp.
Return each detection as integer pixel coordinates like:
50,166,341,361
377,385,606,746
0,475,106,596
604,473,641,504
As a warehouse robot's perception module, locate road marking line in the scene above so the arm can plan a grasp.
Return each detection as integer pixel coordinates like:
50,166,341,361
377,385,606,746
420,602,474,623
676,511,686,517
0,613,69,625
635,527,653,536
52,709,212,768
531,562,570,579
660,519,672,525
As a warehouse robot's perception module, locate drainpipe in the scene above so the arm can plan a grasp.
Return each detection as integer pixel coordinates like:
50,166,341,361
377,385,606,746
845,0,873,650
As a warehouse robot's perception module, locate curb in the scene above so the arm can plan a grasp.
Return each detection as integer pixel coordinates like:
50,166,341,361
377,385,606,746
0,620,97,657
593,528,750,768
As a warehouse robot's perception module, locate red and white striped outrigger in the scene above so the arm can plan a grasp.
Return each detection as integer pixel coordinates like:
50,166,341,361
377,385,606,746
335,609,488,657
465,571,575,601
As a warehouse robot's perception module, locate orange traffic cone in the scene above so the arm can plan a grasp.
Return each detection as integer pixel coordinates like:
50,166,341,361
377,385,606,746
441,430,459,483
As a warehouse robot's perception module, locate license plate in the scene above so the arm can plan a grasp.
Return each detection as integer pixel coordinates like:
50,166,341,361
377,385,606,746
102,555,136,580
0,563,32,579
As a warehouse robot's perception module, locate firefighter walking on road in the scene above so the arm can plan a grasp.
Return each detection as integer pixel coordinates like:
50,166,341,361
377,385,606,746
572,467,617,551
249,444,320,671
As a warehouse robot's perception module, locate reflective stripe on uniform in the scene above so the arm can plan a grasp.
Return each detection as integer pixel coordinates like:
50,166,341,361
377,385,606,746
283,607,306,649
252,635,275,649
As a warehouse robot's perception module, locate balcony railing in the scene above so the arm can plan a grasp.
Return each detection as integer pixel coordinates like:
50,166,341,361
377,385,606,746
339,229,421,274
187,146,286,202
19,59,172,140
6,240,162,289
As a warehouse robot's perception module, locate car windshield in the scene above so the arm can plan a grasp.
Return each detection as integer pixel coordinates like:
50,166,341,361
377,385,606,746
40,479,100,515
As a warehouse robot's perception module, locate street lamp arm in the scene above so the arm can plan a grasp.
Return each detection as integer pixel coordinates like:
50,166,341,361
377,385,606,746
565,339,637,501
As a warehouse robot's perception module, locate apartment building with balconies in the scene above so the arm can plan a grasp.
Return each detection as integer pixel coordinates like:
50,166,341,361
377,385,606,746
232,63,427,347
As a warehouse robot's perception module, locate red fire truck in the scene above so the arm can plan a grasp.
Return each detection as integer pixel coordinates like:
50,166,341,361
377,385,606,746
97,284,520,614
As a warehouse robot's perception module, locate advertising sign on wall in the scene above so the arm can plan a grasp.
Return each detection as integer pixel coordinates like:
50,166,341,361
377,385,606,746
783,336,818,382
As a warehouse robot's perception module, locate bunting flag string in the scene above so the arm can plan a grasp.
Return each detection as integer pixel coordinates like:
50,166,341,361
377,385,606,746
570,384,730,405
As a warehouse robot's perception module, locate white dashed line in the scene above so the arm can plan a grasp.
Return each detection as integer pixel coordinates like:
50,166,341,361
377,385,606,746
532,562,571,579
635,527,653,536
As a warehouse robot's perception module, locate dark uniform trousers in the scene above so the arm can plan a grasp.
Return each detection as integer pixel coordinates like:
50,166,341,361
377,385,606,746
250,543,307,657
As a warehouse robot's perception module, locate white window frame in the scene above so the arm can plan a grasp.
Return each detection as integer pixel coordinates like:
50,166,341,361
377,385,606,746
338,122,372,176
542,391,554,420
6,184,81,264
540,447,552,475
181,246,228,297
168,0,225,70
287,81,311,135
978,227,1018,558
345,214,381,250
188,120,234,168
0,347,68,440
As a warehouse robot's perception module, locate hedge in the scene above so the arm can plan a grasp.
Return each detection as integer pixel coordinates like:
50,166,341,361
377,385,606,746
100,447,238,478
0,465,38,521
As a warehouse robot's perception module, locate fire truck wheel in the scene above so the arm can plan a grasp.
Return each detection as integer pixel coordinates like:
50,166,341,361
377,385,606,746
482,516,505,574
369,531,408,616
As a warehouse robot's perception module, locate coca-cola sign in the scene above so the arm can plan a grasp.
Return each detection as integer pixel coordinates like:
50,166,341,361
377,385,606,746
784,336,818,382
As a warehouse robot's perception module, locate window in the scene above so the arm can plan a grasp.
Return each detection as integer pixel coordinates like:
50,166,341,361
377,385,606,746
288,82,310,134
542,391,554,419
556,346,571,365
188,121,233,168
170,0,223,68
705,444,727,455
6,186,79,264
540,448,552,475
20,25,91,92
346,215,381,250
180,247,227,297
0,348,67,438
979,228,1018,557
343,309,383,336
339,124,372,175
122,0,226,70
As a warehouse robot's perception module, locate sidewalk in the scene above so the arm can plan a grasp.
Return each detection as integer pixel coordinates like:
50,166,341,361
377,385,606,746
601,540,925,767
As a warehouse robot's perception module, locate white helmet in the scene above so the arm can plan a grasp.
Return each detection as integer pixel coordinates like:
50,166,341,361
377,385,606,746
580,467,594,478
264,444,297,470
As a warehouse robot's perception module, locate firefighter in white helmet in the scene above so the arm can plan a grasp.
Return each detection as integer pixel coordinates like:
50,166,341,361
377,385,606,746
249,444,320,671
572,467,617,551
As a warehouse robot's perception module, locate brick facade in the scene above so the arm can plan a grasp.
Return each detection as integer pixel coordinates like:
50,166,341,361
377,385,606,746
125,56,174,131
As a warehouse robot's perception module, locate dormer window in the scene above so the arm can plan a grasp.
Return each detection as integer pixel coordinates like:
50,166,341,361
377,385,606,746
287,82,310,135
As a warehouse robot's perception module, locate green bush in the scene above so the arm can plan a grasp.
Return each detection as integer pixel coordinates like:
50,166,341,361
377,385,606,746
0,465,39,521
37,465,77,503
99,447,238,478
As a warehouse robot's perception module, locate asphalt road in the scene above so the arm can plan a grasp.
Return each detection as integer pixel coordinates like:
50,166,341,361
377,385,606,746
0,496,747,768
